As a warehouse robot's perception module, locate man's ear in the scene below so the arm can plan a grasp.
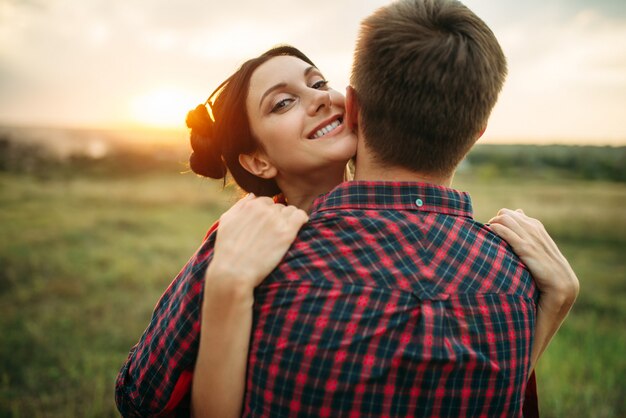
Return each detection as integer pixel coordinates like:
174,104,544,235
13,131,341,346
238,152,278,179
345,86,360,132
477,125,487,139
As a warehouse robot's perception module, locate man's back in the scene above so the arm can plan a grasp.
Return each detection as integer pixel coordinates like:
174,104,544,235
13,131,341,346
244,181,537,417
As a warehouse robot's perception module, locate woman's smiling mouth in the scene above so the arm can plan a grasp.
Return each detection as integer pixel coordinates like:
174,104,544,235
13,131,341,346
308,116,344,140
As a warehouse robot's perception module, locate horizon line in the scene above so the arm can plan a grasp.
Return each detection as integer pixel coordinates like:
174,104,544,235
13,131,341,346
1,121,624,147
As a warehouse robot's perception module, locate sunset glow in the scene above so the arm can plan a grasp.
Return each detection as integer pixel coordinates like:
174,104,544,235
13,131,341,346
0,0,625,144
129,88,196,129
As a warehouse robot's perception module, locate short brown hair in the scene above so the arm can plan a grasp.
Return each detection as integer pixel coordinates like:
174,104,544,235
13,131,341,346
351,0,507,176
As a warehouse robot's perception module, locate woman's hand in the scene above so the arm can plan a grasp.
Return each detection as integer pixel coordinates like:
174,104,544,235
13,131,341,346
488,208,579,301
488,208,579,371
192,194,308,418
207,193,309,295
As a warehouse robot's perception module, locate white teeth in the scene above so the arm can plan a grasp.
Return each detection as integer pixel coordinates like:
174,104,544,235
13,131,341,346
311,119,342,139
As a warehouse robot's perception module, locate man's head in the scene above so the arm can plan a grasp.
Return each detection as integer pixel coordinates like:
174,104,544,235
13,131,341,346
349,0,507,177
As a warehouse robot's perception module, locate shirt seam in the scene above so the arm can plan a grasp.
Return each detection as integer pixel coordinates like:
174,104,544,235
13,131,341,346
264,280,537,304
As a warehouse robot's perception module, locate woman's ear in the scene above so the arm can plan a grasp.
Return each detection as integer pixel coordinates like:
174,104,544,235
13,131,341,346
238,152,278,179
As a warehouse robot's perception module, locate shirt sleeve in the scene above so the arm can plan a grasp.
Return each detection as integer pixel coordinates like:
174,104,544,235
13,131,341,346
115,222,219,417
522,370,539,418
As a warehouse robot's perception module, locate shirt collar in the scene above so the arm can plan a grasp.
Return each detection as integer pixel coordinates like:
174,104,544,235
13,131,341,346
310,181,473,218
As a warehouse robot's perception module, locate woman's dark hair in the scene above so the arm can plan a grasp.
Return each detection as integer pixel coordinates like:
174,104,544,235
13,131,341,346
186,45,316,196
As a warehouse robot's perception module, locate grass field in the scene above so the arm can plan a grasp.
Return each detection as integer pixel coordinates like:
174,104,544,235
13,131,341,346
0,170,624,417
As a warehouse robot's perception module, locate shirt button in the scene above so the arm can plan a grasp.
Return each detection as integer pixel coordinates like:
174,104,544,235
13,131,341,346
415,198,424,207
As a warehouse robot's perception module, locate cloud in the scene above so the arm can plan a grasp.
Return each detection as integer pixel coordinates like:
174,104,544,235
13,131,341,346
0,0,394,126
487,8,626,141
0,0,624,142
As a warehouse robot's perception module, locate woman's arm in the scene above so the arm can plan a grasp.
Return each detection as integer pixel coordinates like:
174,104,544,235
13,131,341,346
192,194,308,418
488,208,579,372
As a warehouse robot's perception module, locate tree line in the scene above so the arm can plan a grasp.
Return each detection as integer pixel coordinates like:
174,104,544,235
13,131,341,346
1,134,624,183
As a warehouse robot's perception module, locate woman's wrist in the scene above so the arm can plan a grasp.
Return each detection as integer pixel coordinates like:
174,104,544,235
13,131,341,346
536,286,578,329
203,262,257,309
538,273,579,311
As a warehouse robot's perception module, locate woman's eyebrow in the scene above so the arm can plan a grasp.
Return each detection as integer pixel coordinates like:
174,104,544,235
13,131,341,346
259,83,287,108
304,66,318,76
258,66,319,109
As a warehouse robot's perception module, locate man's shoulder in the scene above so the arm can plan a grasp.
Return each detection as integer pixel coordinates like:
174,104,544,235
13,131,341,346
281,208,535,298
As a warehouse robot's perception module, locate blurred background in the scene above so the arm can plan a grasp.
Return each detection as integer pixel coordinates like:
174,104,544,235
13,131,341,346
1,0,624,416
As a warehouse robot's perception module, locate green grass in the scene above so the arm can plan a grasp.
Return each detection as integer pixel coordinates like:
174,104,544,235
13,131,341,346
1,172,624,417
0,172,234,417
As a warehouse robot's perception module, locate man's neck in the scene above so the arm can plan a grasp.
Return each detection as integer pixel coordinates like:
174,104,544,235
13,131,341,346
353,152,454,188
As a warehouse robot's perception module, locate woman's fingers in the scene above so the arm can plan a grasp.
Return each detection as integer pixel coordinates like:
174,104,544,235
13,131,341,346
282,205,309,226
488,222,523,249
490,209,552,258
491,208,545,243
489,210,525,241
490,208,579,298
209,196,310,289
504,209,558,253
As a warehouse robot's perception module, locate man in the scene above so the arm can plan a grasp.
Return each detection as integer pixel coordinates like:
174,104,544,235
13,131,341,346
117,0,578,416
242,1,535,415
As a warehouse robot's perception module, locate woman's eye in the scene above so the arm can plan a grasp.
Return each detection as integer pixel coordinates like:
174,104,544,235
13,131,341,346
311,79,329,90
271,98,294,112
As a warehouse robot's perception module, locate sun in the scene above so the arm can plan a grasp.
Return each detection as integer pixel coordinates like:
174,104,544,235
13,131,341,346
129,87,196,128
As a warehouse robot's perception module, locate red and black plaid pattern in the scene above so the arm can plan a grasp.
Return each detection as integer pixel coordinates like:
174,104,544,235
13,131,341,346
116,181,538,417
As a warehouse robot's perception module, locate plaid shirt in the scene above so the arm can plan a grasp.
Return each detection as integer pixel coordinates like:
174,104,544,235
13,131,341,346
116,181,538,417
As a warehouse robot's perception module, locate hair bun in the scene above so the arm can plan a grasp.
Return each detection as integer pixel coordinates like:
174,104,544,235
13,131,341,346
186,105,227,179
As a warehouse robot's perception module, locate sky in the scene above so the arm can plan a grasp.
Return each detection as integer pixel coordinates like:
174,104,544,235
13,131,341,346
1,0,625,144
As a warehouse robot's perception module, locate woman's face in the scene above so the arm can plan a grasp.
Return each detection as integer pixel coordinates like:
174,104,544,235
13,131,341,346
245,55,357,180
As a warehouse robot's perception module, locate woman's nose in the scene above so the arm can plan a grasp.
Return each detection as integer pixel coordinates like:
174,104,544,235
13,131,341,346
308,90,332,115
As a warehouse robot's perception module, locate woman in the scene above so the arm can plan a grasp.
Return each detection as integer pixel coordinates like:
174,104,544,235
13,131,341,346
115,46,578,417
185,46,358,417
